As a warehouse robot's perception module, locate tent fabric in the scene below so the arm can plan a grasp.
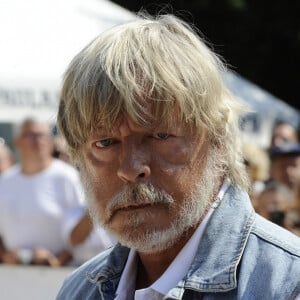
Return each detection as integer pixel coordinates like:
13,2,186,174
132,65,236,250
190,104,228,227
223,71,300,147
0,0,299,147
224,71,299,128
0,0,134,123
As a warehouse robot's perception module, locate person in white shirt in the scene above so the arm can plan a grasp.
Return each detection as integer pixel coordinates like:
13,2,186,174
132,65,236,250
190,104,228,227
0,118,84,266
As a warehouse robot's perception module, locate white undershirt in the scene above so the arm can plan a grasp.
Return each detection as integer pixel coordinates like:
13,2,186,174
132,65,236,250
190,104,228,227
115,179,230,300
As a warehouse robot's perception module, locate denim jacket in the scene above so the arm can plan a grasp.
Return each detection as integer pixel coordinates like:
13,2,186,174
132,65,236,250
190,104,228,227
56,185,300,299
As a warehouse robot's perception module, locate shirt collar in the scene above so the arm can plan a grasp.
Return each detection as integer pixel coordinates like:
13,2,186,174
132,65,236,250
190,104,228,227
150,178,231,295
114,247,138,299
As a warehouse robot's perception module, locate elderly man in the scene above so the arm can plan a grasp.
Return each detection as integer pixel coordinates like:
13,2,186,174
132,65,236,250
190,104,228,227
56,14,300,299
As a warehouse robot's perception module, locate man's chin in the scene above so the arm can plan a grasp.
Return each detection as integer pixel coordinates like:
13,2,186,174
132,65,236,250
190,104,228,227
105,223,184,254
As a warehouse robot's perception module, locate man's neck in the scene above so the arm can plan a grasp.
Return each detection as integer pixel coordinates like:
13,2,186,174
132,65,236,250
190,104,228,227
21,158,53,175
135,224,198,289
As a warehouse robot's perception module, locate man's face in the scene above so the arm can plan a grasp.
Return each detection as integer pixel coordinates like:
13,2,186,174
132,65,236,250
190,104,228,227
79,116,221,253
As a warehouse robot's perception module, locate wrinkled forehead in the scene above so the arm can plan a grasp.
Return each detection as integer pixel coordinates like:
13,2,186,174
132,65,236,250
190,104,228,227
93,110,195,137
94,97,190,130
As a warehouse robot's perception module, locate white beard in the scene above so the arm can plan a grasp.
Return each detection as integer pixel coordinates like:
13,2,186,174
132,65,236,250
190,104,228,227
80,148,221,254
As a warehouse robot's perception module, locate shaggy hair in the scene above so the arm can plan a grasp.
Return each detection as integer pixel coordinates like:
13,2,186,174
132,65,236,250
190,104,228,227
57,13,249,190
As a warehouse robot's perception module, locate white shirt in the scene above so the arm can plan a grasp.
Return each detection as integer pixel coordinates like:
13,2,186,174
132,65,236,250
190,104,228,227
0,160,84,254
115,179,230,300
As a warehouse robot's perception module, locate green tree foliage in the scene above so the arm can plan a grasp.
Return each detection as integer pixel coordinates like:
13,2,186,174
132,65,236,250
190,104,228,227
112,0,300,109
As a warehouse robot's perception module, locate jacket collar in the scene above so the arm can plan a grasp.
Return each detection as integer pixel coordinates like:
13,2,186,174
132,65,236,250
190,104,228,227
86,243,130,283
173,184,255,295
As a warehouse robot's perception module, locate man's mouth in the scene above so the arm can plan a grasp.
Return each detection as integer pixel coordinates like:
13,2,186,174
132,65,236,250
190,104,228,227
105,203,153,223
116,203,152,212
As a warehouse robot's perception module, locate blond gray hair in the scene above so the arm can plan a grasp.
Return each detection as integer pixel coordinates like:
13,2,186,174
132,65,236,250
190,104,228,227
57,14,249,189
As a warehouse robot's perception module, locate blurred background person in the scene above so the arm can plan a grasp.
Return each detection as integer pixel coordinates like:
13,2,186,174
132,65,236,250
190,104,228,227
269,142,300,189
286,178,300,236
0,141,15,175
263,142,300,235
270,120,299,149
256,181,293,227
0,118,84,266
242,142,270,207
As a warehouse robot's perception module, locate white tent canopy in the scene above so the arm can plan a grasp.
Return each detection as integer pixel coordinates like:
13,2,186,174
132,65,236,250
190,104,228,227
223,71,300,147
0,0,134,123
0,0,299,148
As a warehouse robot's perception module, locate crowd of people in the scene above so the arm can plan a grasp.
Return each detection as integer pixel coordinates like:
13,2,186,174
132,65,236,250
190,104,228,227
0,12,299,299
0,118,115,266
244,120,300,236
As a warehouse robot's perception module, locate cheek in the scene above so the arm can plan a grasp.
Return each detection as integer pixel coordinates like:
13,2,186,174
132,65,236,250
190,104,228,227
154,143,194,178
80,154,121,210
153,146,206,197
82,150,118,184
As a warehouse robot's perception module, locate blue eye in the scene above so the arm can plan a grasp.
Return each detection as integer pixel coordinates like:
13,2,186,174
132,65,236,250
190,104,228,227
95,139,114,148
154,133,170,140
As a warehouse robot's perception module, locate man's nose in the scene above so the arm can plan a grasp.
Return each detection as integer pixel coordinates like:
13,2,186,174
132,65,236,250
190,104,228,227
117,142,151,183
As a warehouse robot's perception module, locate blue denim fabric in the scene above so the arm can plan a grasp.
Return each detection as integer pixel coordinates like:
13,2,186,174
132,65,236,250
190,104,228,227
56,185,300,300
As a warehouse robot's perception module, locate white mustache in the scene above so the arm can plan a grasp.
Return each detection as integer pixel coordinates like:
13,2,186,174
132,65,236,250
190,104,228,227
106,183,174,219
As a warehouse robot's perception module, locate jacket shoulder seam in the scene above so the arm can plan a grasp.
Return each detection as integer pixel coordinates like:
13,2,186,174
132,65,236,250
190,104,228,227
251,223,300,257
